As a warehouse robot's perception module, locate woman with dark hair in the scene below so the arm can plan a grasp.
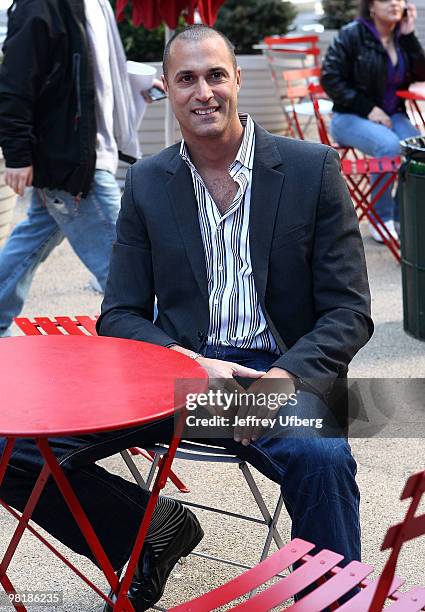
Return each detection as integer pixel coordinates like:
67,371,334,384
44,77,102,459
321,0,425,241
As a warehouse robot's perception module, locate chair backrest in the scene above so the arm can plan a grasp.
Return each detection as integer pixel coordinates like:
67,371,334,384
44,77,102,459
262,36,320,128
369,470,425,611
282,65,322,101
263,35,320,67
14,316,98,336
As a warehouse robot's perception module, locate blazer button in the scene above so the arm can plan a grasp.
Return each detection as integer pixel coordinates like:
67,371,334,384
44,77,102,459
197,331,204,341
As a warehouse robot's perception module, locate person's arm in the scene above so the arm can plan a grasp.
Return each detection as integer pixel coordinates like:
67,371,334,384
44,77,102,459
0,1,50,171
320,26,376,117
270,147,373,396
96,165,179,345
399,4,425,82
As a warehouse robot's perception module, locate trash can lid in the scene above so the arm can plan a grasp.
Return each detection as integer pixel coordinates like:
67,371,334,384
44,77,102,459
401,136,425,162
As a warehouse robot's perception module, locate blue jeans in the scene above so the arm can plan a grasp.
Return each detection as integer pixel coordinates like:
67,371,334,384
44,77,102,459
331,112,419,222
0,170,120,336
0,346,360,571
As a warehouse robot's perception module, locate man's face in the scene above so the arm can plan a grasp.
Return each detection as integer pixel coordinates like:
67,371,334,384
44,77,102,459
163,36,241,141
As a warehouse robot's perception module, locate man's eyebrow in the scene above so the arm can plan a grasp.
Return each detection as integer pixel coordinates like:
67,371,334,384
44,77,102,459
174,66,230,79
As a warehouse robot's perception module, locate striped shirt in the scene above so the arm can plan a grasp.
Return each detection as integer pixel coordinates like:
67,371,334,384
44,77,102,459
180,114,279,353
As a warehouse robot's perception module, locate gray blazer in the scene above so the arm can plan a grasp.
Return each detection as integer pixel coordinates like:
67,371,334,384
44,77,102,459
97,123,373,395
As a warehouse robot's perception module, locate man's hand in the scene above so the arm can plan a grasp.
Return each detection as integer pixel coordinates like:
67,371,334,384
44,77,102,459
5,166,33,196
367,106,392,129
141,78,165,104
196,356,265,417
233,367,297,446
168,345,265,418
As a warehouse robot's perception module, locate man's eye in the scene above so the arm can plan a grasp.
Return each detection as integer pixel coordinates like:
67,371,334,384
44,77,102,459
212,72,224,79
181,75,193,82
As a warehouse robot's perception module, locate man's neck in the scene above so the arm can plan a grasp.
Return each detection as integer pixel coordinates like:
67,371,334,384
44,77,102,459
183,116,245,172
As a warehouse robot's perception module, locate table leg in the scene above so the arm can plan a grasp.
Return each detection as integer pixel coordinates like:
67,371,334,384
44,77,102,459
35,439,120,592
114,413,186,610
0,438,50,612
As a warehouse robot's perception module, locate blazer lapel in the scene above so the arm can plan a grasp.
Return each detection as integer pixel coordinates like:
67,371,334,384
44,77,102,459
165,156,209,304
250,125,285,303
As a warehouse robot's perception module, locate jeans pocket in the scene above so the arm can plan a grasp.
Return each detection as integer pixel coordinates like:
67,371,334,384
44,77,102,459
44,190,79,223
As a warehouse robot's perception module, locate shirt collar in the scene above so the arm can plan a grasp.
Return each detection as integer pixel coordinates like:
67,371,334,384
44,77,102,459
180,113,255,172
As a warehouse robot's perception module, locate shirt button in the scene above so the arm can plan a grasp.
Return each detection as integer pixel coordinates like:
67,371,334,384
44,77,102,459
217,226,222,232
214,299,219,305
218,266,224,271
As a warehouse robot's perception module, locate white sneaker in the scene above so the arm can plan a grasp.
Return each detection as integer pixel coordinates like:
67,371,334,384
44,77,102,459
369,220,398,243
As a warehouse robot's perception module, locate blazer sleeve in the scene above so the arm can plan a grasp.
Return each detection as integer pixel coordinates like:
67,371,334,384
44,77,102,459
96,166,178,347
0,3,51,167
271,147,373,395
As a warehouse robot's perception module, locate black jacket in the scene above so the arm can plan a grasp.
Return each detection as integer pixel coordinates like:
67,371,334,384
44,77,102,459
0,0,97,196
97,125,373,397
321,20,425,117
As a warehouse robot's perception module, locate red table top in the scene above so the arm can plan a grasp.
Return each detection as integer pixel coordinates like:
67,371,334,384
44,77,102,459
0,336,208,437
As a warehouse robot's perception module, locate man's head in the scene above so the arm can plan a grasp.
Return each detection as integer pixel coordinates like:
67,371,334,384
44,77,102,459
162,25,242,144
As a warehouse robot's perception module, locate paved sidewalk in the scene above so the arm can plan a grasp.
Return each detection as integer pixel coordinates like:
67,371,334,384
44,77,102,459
0,194,423,611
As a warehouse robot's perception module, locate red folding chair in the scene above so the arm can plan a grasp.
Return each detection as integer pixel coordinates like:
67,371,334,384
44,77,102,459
340,157,401,262
263,38,332,139
280,66,333,140
13,316,190,494
263,35,321,67
169,470,425,611
308,84,401,262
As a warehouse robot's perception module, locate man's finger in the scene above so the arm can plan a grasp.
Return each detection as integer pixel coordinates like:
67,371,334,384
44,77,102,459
17,175,26,197
233,365,266,378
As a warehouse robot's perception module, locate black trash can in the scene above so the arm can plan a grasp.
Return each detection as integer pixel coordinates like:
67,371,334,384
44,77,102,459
399,136,425,340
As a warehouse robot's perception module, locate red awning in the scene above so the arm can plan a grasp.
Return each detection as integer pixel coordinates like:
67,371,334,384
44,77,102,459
115,0,225,29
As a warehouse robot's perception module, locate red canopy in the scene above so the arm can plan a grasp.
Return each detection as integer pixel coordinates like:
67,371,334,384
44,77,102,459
115,0,225,29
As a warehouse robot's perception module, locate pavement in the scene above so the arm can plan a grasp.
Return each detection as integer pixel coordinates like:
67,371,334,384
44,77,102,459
0,192,424,611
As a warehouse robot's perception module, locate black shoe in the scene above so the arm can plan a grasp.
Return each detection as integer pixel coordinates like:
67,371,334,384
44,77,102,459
103,506,203,611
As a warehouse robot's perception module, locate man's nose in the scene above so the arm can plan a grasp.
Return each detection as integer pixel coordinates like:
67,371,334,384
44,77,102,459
195,77,213,101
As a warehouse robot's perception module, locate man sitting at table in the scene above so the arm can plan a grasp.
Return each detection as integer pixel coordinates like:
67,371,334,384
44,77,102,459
0,24,373,612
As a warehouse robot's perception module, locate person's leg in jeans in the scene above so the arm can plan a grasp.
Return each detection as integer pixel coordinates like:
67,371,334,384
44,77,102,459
200,345,361,564
44,169,120,290
0,189,64,337
330,112,418,226
0,416,176,570
0,170,120,337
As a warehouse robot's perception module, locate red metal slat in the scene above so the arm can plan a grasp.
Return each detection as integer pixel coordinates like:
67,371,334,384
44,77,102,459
287,561,374,611
55,317,85,335
168,539,316,612
386,587,425,610
34,317,62,335
75,316,97,336
341,159,354,175
368,158,381,173
231,550,344,611
13,318,42,335
337,576,404,610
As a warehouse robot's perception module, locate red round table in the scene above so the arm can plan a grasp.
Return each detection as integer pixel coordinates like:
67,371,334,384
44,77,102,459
0,335,208,611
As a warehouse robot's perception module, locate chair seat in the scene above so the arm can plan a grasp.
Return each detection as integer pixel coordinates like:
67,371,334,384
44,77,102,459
285,98,333,117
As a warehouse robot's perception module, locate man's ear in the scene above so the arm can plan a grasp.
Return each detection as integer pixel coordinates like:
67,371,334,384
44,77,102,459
236,67,242,93
162,74,169,94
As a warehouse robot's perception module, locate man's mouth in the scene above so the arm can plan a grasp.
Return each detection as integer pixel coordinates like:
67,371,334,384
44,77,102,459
192,107,220,116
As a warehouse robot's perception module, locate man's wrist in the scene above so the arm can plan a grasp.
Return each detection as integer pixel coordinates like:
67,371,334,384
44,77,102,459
169,344,203,360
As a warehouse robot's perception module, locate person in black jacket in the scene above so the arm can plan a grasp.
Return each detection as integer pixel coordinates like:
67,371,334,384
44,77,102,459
0,0,158,336
321,0,425,242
